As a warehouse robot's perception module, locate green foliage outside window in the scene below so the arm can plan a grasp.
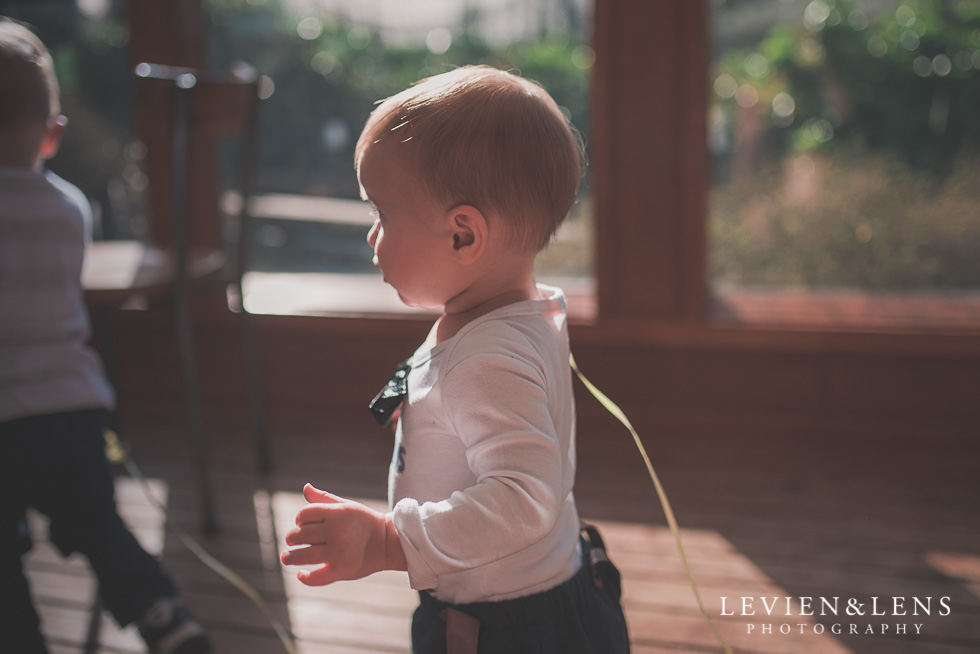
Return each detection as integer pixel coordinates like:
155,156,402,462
206,0,592,200
710,0,980,291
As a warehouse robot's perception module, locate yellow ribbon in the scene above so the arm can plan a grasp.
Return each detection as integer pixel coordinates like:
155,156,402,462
569,353,734,654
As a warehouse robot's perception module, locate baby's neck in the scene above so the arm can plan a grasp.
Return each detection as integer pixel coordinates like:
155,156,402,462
437,280,540,343
435,240,540,342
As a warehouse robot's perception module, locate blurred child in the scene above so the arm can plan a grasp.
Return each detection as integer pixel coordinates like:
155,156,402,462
281,66,630,653
0,18,209,654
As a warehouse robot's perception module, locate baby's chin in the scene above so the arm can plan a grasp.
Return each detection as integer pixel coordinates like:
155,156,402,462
394,289,443,311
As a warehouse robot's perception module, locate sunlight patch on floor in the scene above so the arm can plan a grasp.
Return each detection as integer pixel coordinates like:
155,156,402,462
270,491,855,653
596,521,853,654
926,551,980,600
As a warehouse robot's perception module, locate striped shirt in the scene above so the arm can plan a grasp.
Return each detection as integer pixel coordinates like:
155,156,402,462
0,168,113,423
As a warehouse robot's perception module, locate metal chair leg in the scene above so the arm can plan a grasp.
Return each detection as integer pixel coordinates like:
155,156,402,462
233,73,273,475
173,286,218,535
82,590,103,654
172,77,218,535
238,303,271,474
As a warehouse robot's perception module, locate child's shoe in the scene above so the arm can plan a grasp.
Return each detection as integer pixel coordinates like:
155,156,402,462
137,597,210,654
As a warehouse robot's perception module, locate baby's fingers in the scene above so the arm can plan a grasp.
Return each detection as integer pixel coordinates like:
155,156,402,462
296,503,342,526
284,522,330,547
303,484,345,505
280,544,330,567
298,564,342,586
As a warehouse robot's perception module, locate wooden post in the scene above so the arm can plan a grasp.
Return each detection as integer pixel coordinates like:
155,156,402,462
592,0,709,322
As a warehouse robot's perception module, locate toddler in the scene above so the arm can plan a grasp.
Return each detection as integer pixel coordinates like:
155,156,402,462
281,65,629,653
0,18,209,654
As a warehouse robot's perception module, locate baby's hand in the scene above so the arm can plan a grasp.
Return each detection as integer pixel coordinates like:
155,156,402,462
279,484,405,585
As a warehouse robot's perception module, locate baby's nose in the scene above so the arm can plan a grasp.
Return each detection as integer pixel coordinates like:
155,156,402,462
366,220,379,248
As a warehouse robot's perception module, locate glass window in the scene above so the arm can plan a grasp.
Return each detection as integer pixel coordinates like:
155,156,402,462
207,0,595,286
709,0,980,292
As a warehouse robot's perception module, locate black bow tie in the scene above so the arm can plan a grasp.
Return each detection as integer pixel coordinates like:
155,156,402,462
368,359,411,426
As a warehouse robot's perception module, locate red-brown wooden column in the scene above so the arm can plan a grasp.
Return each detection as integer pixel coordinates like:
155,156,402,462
592,0,709,322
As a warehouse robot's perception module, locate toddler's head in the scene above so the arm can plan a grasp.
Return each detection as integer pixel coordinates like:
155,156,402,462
355,65,584,252
0,18,62,168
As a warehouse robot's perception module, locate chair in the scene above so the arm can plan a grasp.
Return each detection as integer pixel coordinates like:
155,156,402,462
82,63,271,534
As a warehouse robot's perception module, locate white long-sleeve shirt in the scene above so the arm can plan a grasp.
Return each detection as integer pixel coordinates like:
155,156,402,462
389,285,582,604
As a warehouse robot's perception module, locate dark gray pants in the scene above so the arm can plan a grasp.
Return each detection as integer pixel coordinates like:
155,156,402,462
412,527,630,654
1,409,176,653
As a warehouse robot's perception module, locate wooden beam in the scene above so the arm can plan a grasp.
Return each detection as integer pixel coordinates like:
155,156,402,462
592,0,709,322
97,307,980,440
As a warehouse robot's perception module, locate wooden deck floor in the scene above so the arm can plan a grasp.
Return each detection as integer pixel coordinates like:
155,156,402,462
24,413,980,654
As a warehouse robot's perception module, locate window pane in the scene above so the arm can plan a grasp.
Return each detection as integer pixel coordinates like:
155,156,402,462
709,0,980,292
208,0,594,282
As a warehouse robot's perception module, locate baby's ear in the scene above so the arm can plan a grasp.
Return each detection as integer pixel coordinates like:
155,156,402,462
39,115,68,161
448,205,487,265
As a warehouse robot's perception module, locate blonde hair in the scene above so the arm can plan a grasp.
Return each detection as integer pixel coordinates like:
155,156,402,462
0,18,60,127
355,66,584,251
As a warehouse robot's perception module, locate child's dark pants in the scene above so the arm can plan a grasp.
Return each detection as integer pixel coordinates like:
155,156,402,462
0,408,176,653
412,528,630,654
